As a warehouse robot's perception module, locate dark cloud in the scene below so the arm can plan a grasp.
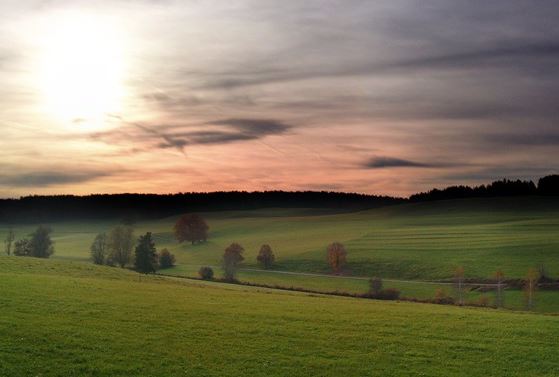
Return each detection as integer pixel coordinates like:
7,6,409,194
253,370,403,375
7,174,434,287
211,118,291,136
90,118,291,153
0,171,111,187
363,156,468,169
364,157,437,169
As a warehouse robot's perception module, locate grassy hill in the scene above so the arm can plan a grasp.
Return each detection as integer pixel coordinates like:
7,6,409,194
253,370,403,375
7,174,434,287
1,255,558,377
2,196,559,310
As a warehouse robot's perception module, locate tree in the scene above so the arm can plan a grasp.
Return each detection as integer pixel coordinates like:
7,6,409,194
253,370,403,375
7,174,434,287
453,266,465,305
198,266,214,280
29,225,54,258
158,248,176,269
256,244,275,269
223,243,244,281
326,242,347,274
107,225,134,268
174,214,209,245
494,270,505,308
524,267,539,310
13,239,31,256
4,229,15,256
134,232,158,274
90,233,107,265
369,277,383,295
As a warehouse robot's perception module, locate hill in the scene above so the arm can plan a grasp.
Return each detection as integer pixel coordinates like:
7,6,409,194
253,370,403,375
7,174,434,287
2,196,559,311
1,256,558,377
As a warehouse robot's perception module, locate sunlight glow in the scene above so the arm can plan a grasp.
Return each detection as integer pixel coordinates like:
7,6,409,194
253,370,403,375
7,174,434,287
37,12,128,130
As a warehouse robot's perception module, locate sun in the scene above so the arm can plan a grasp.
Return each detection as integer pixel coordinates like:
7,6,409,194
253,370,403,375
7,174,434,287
37,12,127,130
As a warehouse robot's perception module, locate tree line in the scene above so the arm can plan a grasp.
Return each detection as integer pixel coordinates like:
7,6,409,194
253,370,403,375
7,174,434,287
0,191,401,223
411,175,559,202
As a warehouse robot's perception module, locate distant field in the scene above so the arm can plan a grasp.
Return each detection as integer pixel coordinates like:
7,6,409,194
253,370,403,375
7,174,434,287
1,256,558,377
2,196,559,311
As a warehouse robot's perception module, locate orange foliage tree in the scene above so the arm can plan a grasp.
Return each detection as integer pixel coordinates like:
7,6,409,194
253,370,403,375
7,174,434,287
174,214,209,245
326,242,347,274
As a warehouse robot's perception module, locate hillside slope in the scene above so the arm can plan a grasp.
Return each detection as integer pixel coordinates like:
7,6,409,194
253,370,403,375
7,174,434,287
1,256,559,376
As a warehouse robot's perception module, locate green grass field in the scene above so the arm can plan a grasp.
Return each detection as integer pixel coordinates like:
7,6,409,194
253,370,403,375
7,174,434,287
1,255,559,377
2,196,559,311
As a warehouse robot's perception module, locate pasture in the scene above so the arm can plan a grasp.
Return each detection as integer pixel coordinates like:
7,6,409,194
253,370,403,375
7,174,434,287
1,256,558,376
2,196,559,311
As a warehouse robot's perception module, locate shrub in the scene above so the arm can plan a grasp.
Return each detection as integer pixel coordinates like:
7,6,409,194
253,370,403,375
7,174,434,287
476,295,491,307
13,239,31,256
372,288,400,300
158,248,176,269
433,288,455,304
198,266,214,280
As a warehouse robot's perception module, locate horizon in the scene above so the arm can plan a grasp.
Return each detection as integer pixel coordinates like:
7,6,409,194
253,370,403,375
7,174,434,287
2,1,559,197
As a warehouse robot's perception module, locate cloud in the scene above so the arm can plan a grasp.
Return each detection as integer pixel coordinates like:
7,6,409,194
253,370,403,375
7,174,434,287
363,156,468,169
197,42,559,90
90,118,291,153
0,170,111,188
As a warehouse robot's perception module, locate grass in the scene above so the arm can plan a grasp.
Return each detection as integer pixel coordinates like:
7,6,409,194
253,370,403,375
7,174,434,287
1,255,559,376
1,196,559,311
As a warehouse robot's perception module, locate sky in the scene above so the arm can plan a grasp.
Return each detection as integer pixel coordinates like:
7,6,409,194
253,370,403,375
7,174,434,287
1,0,558,197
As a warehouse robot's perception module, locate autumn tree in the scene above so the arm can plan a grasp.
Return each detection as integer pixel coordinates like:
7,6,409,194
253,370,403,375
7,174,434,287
326,242,347,274
174,214,209,245
158,248,176,269
90,233,107,265
453,266,465,305
107,225,134,268
494,270,505,308
223,243,244,281
4,229,15,256
29,226,54,258
524,267,539,310
256,244,275,269
134,232,158,274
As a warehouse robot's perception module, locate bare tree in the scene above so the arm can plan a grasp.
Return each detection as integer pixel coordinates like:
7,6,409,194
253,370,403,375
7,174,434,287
524,268,539,310
454,266,465,305
327,242,347,274
90,233,107,265
494,270,505,308
107,225,134,268
4,229,15,256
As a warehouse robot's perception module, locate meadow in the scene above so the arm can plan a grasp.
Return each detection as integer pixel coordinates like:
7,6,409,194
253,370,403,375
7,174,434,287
1,255,558,377
2,196,559,311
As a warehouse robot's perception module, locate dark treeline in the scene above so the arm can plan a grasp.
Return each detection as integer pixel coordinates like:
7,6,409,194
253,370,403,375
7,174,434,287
0,191,402,222
1,175,558,222
410,175,559,202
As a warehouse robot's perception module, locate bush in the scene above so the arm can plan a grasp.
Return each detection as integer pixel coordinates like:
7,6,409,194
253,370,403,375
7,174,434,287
158,248,176,269
476,295,491,307
198,266,214,280
433,288,455,304
372,288,400,300
13,239,31,256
